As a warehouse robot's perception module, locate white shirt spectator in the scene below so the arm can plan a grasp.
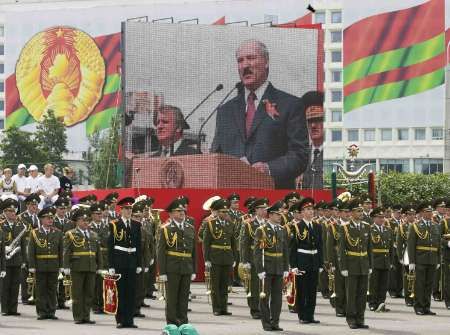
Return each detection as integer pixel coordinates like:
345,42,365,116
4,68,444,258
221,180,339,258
12,174,28,201
26,176,40,194
37,174,60,195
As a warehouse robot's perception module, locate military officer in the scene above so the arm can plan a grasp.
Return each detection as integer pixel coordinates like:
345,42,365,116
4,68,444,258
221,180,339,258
140,198,156,305
315,201,330,300
368,207,394,312
397,205,416,306
104,192,119,219
228,193,243,287
339,198,372,329
107,197,142,328
89,202,110,314
1,198,27,316
432,198,446,301
387,204,403,299
239,198,268,319
289,198,323,325
442,199,450,309
284,192,302,222
53,198,73,232
255,201,289,331
28,207,63,320
408,202,440,315
203,198,237,316
361,196,373,224
157,198,197,326
63,207,103,324
0,227,5,293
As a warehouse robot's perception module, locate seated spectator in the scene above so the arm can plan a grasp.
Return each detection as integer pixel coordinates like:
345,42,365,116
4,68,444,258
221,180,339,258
0,168,17,197
59,166,74,193
37,163,60,209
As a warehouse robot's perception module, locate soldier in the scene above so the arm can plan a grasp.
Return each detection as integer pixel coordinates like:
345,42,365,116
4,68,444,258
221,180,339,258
140,197,156,306
28,207,63,320
339,198,372,329
63,207,103,324
255,201,289,331
432,198,446,301
0,227,5,293
397,204,416,307
284,192,302,222
442,198,450,309
408,202,440,315
157,198,197,326
368,207,394,312
388,204,403,298
132,201,152,318
203,198,237,316
104,192,119,219
326,200,346,317
107,197,142,329
289,198,323,325
361,196,373,224
315,201,330,300
228,193,243,287
1,198,27,316
53,198,73,233
89,202,110,314
239,198,268,319
17,193,40,305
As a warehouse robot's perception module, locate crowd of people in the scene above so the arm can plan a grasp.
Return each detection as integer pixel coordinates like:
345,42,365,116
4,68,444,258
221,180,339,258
0,188,449,332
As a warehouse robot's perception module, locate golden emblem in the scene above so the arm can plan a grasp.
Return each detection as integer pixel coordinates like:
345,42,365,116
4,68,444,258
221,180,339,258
160,160,185,188
15,26,105,126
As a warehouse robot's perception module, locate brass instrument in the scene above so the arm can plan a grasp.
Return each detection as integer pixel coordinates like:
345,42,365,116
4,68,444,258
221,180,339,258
5,225,27,260
204,269,212,304
259,251,266,300
406,270,416,298
26,273,35,303
238,263,252,297
327,264,336,299
443,234,450,240
63,275,73,305
156,276,167,301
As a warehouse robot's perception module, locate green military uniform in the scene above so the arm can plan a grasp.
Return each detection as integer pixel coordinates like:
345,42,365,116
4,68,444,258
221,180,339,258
368,208,394,311
0,229,5,296
203,199,237,316
157,199,196,326
228,193,244,287
254,201,289,331
441,216,450,309
338,198,372,329
147,207,161,299
1,198,27,316
316,209,330,299
431,199,446,301
407,203,441,315
239,198,267,319
63,208,103,323
388,206,403,298
28,207,63,319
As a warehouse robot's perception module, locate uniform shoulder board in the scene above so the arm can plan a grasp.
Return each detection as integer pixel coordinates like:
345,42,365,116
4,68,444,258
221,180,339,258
185,220,193,227
341,221,350,226
32,227,39,232
110,219,118,226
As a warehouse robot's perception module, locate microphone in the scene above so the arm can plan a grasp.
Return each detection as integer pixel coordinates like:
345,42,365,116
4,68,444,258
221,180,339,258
197,82,241,153
185,84,224,121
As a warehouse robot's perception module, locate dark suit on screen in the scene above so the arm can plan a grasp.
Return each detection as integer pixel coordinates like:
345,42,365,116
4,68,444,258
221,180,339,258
211,82,309,189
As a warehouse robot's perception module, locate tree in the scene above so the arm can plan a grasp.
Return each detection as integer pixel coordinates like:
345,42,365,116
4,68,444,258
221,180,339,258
0,126,42,168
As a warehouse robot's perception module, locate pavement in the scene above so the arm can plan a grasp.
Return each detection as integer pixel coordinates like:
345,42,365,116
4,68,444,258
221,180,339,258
1,284,449,335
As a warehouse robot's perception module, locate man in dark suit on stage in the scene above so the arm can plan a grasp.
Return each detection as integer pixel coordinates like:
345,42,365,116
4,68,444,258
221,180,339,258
152,105,200,157
211,39,309,189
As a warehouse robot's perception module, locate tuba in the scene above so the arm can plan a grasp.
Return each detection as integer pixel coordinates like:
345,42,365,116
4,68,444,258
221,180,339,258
63,275,73,304
26,272,36,303
238,263,252,297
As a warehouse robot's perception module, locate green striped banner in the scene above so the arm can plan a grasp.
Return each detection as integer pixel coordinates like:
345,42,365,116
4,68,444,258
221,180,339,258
103,73,120,95
85,106,119,135
5,107,34,129
344,33,444,86
344,68,444,112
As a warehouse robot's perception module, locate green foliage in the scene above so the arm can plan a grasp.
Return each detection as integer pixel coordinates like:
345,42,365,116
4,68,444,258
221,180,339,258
0,126,42,168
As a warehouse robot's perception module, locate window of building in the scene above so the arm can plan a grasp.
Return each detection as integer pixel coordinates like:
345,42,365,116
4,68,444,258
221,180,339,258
381,128,392,141
331,129,342,142
431,128,443,140
398,128,409,141
314,11,326,24
414,128,426,141
347,129,359,142
0,26,4,37
414,158,443,174
331,70,341,82
364,128,375,141
0,82,3,93
330,30,342,43
0,64,3,73
0,45,4,56
331,10,342,23
0,101,3,111
331,50,342,63
331,90,342,102
0,119,4,129
380,159,409,173
331,109,342,122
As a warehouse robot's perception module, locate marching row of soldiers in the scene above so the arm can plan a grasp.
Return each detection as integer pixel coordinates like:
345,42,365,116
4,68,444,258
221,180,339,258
1,190,450,331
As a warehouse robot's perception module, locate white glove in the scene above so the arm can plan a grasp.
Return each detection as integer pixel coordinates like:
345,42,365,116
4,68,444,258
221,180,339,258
59,268,64,274
399,260,404,265
368,268,372,275
144,267,149,273
191,274,196,281
283,271,289,279
409,264,415,272
319,267,324,273
448,241,450,248
331,266,336,272
150,259,154,266
159,274,168,282
21,263,27,269
0,271,6,278
29,268,36,273
205,261,212,269
258,272,266,280
436,264,440,270
243,263,251,270
232,262,236,268
341,270,348,277
108,268,116,275
63,268,71,276
291,267,299,274
136,267,143,274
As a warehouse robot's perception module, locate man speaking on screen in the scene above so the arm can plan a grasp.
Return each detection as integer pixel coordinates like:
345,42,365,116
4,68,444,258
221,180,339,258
211,39,309,189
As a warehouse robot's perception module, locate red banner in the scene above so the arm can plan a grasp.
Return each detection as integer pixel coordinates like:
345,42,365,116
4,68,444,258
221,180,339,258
103,275,120,315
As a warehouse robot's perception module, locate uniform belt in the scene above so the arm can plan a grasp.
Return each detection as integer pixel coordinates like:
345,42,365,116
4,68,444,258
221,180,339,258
73,251,96,256
416,246,438,252
100,247,108,252
211,245,231,250
36,254,58,259
372,248,389,253
297,248,318,255
347,251,367,257
167,251,192,258
265,252,283,257
114,246,136,253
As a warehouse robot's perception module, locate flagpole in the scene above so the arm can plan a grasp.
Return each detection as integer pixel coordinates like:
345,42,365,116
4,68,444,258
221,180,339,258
444,41,450,173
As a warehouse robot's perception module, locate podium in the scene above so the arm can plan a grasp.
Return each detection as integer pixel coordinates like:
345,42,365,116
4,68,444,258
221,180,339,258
130,153,274,189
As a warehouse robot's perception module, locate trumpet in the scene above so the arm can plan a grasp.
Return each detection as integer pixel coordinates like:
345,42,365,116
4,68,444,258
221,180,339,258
26,273,35,303
238,263,252,298
157,276,167,301
327,264,336,299
63,275,72,305
406,270,416,298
